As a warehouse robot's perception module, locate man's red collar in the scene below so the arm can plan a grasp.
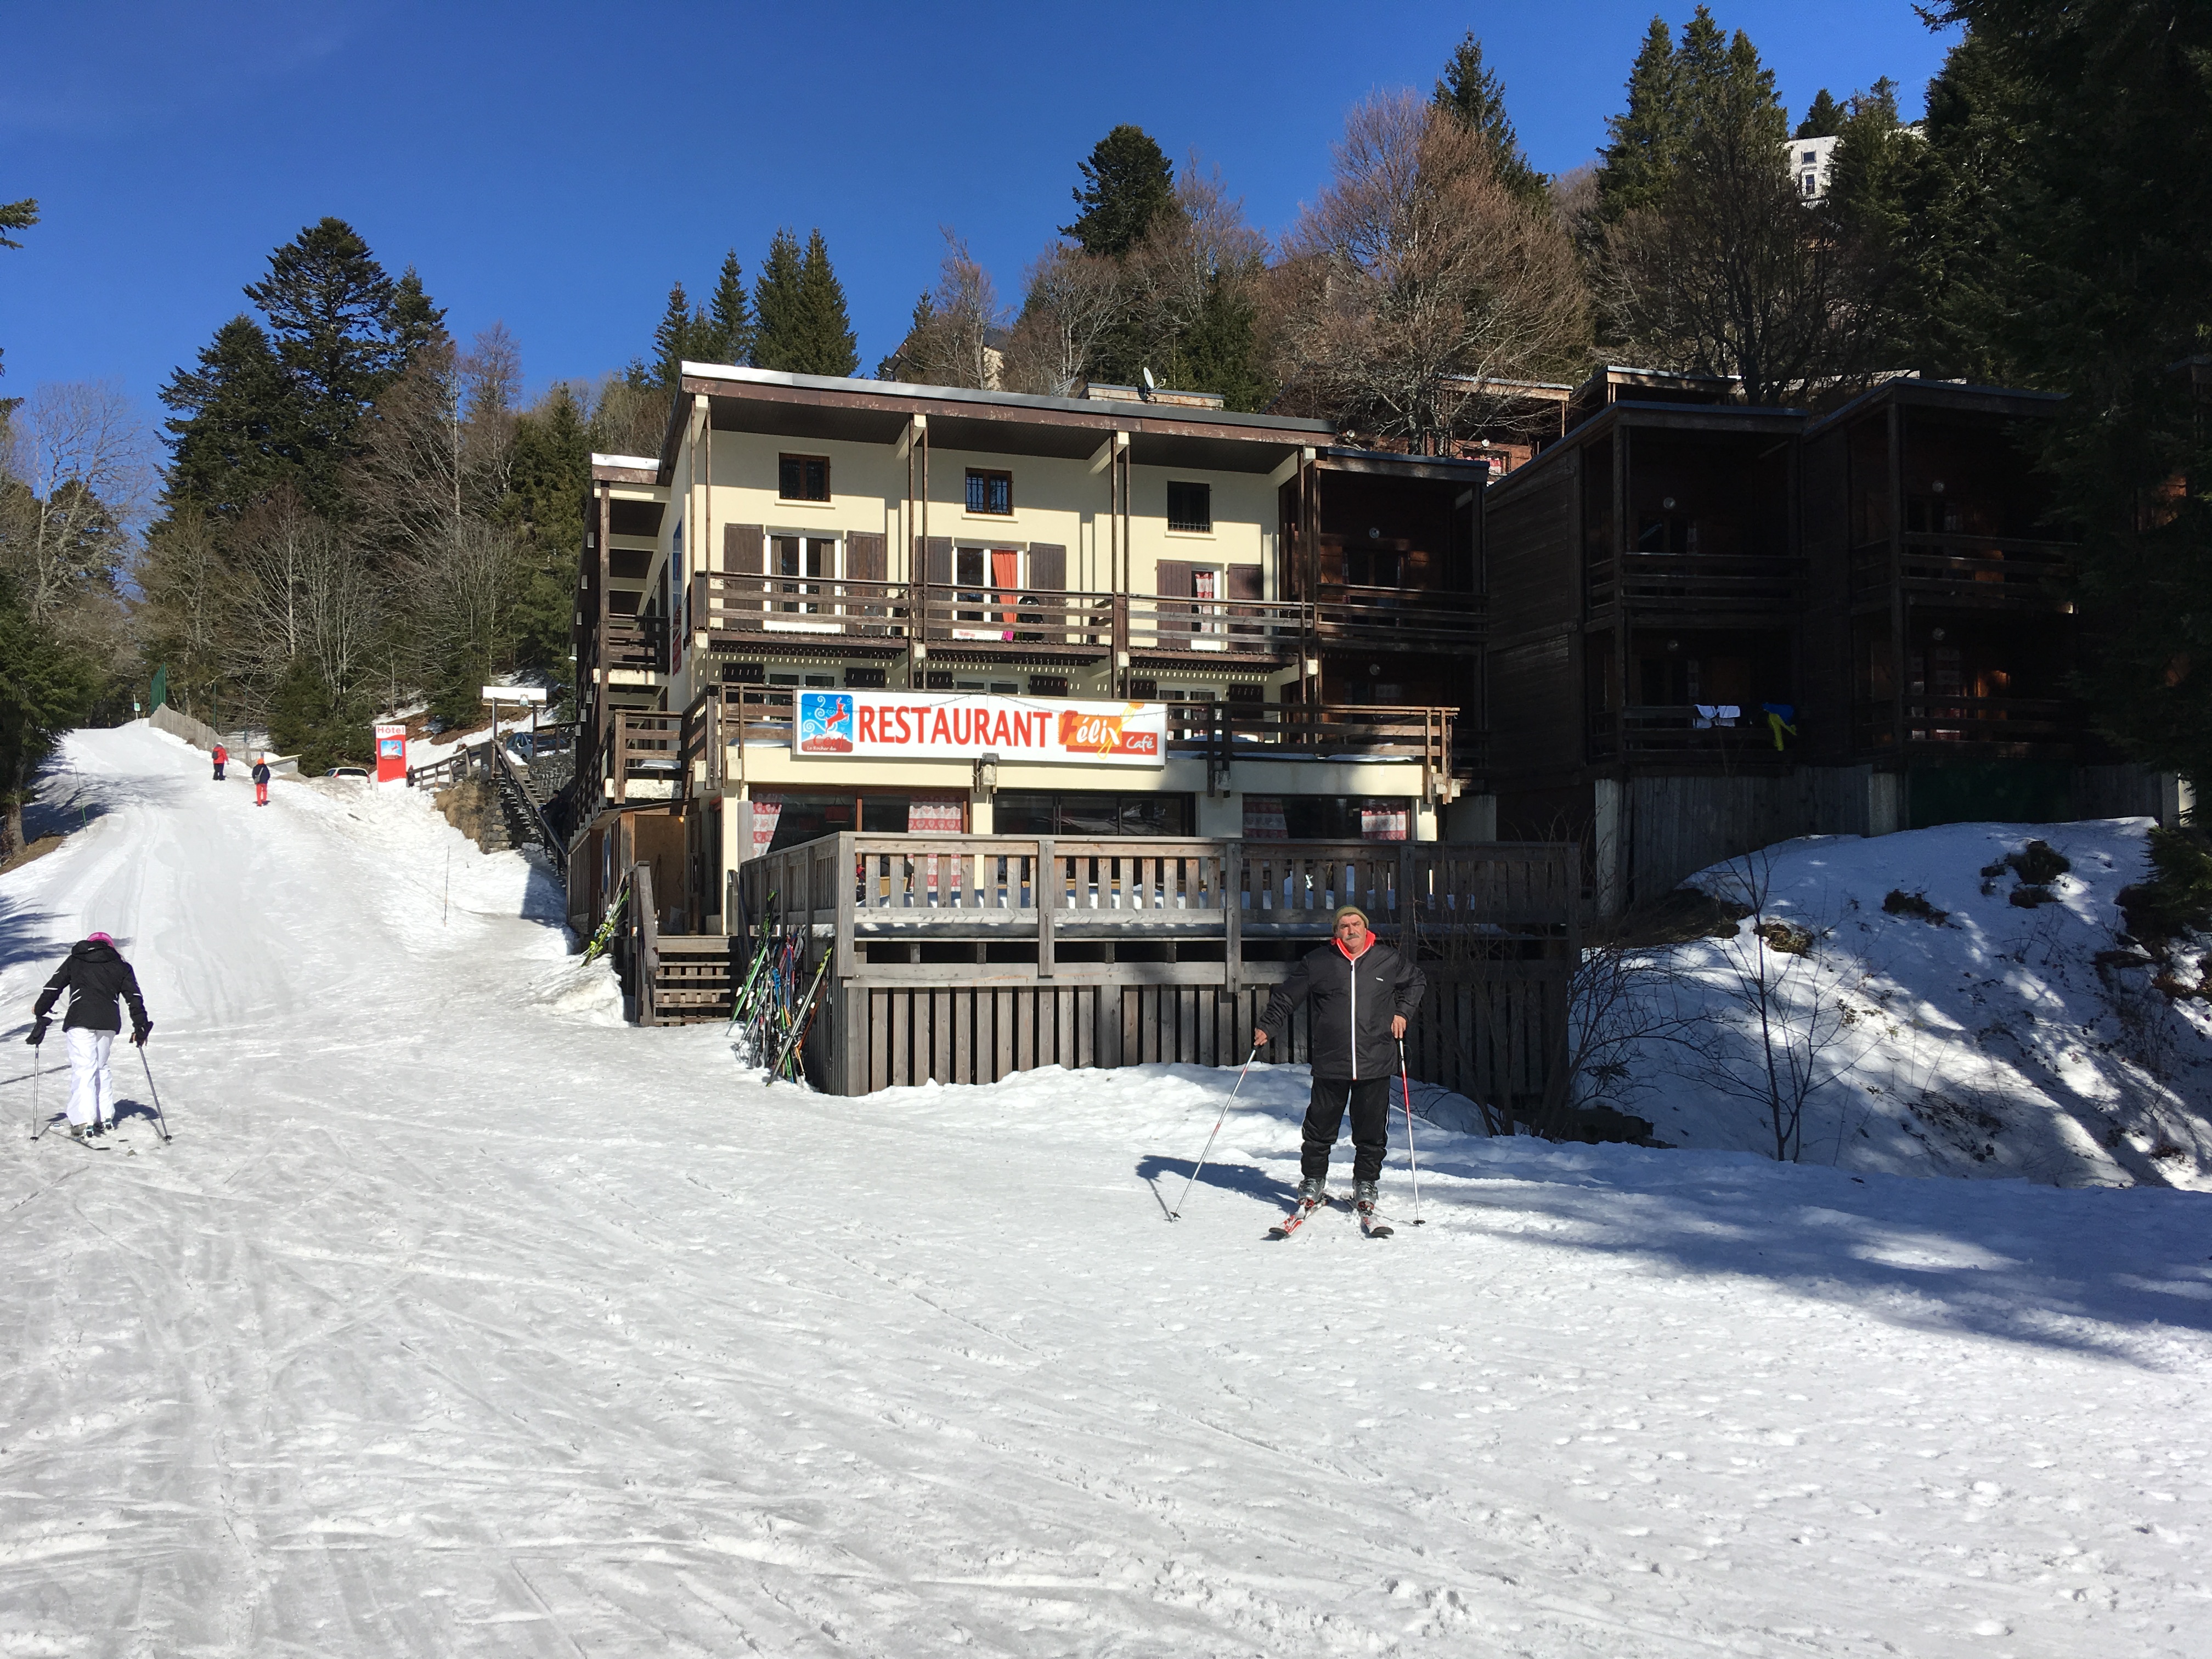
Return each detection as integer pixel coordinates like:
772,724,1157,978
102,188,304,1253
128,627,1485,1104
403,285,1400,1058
1335,931,1374,961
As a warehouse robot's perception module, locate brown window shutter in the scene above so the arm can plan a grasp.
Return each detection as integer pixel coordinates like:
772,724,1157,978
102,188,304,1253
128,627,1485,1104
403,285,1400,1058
847,531,887,631
846,532,885,582
926,537,953,586
1027,544,1065,590
1157,558,1193,639
725,523,765,618
1227,562,1263,642
1020,543,1066,644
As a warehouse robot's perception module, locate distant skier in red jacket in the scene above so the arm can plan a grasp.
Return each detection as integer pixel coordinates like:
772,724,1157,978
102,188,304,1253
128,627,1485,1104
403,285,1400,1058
212,742,228,781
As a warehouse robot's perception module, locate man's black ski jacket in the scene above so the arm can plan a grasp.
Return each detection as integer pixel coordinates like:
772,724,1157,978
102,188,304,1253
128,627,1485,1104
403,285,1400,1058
33,939,149,1035
1260,938,1426,1081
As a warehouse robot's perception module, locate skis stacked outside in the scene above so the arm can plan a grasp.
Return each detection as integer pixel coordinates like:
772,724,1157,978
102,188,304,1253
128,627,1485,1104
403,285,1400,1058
727,905,829,1084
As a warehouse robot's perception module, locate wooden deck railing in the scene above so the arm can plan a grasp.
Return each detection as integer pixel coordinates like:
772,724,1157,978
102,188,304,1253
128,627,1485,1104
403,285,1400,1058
1587,551,1803,615
1588,705,1797,761
1310,586,1486,652
1849,534,2073,606
1852,695,2079,751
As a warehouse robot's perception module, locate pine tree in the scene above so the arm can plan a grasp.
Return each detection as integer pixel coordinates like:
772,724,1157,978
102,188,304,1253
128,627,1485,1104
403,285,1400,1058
1169,272,1272,413
391,266,448,365
1063,126,1175,258
751,229,807,372
240,217,410,505
1796,88,1844,138
652,281,697,387
699,250,754,366
1597,16,1684,218
1432,34,1550,207
159,315,304,517
503,384,592,670
0,196,35,380
757,230,859,377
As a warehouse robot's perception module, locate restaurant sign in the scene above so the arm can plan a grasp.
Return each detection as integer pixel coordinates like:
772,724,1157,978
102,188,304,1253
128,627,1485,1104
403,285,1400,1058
793,690,1165,768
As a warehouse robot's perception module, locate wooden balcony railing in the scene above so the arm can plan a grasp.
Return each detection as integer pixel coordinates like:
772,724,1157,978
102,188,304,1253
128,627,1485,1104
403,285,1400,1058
1852,695,2079,751
1587,551,1802,615
736,832,1576,982
1588,704,1797,762
1310,585,1485,651
1849,534,2073,606
606,711,682,803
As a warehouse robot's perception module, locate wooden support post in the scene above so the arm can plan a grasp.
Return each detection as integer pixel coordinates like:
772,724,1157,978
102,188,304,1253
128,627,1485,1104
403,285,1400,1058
1397,843,1416,949
1223,841,1243,997
1036,837,1055,979
634,861,658,1026
834,831,856,981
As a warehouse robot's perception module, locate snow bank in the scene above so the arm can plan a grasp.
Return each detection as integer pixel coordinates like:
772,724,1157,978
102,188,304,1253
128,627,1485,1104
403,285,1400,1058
1611,820,2212,1189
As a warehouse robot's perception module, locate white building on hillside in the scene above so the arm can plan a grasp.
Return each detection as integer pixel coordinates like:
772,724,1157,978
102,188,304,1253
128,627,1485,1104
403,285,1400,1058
1787,133,1839,201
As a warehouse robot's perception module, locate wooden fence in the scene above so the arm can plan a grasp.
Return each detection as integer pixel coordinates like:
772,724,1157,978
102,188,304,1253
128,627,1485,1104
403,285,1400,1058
732,833,1576,1119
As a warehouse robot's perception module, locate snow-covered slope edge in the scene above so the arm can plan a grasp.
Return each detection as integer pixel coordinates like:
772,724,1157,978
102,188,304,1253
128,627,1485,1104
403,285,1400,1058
1616,819,2212,1189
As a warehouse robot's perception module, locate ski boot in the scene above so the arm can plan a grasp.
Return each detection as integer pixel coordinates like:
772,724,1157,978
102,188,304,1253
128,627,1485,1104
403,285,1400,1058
1296,1175,1328,1207
1353,1180,1392,1238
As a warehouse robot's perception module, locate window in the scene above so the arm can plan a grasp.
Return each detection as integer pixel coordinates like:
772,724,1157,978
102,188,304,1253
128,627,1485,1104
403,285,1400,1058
966,469,1012,515
1802,174,1818,196
770,535,838,617
1802,149,1817,165
779,454,830,501
995,792,1193,837
845,666,887,690
953,546,1024,637
1128,678,1160,699
1028,675,1069,697
1166,480,1212,533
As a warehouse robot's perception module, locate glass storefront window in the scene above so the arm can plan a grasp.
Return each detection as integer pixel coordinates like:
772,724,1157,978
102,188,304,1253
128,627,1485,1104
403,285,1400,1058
992,793,1192,836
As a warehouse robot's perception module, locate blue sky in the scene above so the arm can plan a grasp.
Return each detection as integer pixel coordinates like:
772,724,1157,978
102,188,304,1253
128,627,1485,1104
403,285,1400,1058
2,1,1961,429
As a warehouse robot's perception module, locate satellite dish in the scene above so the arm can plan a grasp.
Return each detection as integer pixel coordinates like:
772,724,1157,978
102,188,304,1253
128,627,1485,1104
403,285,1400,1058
1141,367,1156,391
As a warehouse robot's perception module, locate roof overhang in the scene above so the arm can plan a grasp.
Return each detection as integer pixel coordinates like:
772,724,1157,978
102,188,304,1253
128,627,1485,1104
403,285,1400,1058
664,363,1333,478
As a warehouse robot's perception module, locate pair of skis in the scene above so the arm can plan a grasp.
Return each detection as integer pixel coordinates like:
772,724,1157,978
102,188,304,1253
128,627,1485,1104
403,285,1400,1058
1268,1190,1393,1240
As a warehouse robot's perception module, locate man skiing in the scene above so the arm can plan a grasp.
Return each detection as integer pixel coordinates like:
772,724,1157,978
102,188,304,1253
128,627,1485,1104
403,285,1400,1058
252,754,272,805
1255,904,1425,1226
27,933,152,1142
212,742,227,782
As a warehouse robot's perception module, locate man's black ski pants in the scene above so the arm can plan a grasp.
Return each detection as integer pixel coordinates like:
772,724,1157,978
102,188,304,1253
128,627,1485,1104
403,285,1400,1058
1301,1076,1392,1182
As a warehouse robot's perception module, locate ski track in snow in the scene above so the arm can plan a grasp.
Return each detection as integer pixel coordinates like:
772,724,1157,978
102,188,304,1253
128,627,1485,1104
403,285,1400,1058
0,724,2206,1657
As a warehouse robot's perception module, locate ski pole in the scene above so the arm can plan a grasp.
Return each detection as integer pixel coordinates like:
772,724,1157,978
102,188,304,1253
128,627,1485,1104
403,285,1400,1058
1169,1044,1260,1221
1398,1038,1424,1226
136,1045,173,1143
28,1038,40,1142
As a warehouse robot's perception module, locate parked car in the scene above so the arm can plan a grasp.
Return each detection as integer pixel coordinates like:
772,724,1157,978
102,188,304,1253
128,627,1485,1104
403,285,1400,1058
325,766,370,781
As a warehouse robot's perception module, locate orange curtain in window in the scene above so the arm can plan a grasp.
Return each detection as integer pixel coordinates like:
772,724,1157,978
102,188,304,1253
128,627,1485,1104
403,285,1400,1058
992,549,1021,636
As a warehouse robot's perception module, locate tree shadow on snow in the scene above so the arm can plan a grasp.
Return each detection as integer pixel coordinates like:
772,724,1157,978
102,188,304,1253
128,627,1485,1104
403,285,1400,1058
1414,1143,2212,1365
1135,1153,1297,1221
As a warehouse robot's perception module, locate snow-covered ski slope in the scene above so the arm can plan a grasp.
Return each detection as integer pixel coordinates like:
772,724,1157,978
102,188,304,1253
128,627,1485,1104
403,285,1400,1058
2,724,2208,1658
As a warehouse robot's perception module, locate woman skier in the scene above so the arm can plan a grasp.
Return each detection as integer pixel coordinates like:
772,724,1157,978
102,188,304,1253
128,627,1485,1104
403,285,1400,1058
252,754,272,805
27,933,153,1142
212,742,227,781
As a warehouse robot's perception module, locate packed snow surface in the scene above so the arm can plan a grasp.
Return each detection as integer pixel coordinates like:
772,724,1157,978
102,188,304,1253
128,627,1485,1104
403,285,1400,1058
1,724,2208,1657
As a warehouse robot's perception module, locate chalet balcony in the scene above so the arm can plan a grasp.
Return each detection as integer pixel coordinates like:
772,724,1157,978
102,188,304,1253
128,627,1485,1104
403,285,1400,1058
1852,695,2079,755
1588,704,1797,765
1849,534,2073,610
690,572,1307,671
1309,585,1486,652
1585,551,1802,619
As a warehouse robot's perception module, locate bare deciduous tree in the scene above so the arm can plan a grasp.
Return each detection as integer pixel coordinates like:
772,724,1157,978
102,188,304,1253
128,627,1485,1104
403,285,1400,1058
224,488,385,710
0,381,151,624
1272,93,1589,453
1002,244,1125,397
1688,851,1860,1161
885,232,1005,391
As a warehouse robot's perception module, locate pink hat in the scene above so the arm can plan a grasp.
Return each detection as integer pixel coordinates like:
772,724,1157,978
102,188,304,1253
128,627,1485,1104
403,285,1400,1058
86,932,114,944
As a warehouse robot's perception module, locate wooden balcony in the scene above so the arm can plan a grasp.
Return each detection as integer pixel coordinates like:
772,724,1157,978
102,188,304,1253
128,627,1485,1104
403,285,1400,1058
1310,585,1485,652
1588,704,1797,765
1587,551,1802,618
1850,534,2073,610
690,574,1306,670
1852,695,2080,755
603,711,682,802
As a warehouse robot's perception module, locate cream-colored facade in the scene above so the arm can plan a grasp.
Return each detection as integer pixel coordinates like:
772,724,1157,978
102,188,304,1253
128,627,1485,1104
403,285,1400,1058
576,366,1474,933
